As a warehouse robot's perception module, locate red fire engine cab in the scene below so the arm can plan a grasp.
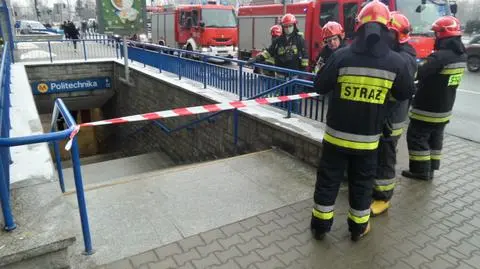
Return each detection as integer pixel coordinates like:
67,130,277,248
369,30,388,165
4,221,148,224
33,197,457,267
238,0,456,65
151,1,238,59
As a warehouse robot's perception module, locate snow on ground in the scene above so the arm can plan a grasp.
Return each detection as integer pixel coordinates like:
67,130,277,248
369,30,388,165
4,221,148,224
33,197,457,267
20,50,56,60
16,43,39,50
9,64,55,184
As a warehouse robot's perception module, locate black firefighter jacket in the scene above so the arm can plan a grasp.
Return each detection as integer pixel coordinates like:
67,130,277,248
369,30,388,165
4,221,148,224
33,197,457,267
385,42,417,137
314,29,415,153
410,37,467,125
259,31,309,71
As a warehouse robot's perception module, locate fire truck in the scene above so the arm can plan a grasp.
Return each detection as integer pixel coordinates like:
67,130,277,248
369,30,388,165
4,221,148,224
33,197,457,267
237,0,458,65
150,2,238,59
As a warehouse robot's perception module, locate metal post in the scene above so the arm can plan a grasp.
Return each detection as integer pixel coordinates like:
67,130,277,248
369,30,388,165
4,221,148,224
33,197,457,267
70,138,94,255
0,155,16,231
48,41,53,63
283,0,287,15
115,40,119,59
177,52,181,80
287,85,292,118
123,36,130,83
53,141,65,193
82,40,87,61
203,56,207,89
239,64,243,100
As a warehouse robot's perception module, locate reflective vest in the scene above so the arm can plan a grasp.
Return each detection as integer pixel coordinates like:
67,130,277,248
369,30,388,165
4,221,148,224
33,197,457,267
411,49,467,124
314,46,415,152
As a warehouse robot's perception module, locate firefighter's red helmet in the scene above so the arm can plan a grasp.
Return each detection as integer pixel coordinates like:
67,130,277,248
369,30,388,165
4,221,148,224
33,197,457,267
388,11,411,43
322,21,345,40
431,16,462,39
281,13,297,26
355,0,390,31
270,25,282,37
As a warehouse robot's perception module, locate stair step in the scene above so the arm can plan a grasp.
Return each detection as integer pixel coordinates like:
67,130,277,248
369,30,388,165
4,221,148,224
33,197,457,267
62,152,175,191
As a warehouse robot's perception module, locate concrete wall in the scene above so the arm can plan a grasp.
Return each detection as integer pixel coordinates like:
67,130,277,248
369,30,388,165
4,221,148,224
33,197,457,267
104,62,323,167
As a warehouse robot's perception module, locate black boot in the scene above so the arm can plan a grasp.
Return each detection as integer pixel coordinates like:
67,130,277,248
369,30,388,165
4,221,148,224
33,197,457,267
401,170,433,181
310,215,330,240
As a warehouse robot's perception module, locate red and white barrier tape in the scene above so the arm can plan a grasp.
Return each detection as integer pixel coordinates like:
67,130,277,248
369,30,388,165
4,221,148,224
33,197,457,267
64,92,319,151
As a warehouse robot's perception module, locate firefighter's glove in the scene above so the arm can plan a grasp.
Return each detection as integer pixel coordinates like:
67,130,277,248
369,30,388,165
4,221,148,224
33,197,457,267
382,120,393,138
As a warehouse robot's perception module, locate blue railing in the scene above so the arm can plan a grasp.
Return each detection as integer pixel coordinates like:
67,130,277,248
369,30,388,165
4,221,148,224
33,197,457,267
0,43,14,231
122,41,326,122
0,42,93,254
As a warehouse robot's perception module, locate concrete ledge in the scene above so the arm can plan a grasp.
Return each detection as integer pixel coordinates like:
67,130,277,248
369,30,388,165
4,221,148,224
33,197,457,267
3,247,72,269
10,64,55,185
0,179,76,269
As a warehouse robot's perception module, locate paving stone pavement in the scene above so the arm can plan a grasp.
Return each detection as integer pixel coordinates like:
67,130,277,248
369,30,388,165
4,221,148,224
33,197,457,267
98,135,480,269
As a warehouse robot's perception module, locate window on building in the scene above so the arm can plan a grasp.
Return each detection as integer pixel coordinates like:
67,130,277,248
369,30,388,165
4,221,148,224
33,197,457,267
319,3,339,26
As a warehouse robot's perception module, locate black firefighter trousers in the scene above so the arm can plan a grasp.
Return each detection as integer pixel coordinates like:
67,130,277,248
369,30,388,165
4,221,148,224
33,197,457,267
373,135,400,201
406,119,445,174
311,143,376,236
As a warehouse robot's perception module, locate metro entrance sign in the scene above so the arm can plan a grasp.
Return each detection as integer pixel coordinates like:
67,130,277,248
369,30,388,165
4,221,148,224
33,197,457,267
31,77,112,95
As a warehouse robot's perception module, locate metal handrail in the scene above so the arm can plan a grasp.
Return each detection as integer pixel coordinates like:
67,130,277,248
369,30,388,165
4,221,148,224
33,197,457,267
124,40,315,78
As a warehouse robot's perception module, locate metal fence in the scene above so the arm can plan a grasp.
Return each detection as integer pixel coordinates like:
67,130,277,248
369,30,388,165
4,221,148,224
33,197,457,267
13,38,119,63
123,42,327,122
0,42,94,254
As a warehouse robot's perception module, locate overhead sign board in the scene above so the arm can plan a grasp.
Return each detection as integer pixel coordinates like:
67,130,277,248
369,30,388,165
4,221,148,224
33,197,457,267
96,0,146,36
31,77,112,95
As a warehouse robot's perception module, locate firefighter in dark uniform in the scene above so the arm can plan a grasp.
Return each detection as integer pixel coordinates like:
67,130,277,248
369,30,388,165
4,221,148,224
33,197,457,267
248,13,309,76
371,11,417,216
402,16,467,180
314,21,347,74
310,0,415,241
253,25,283,77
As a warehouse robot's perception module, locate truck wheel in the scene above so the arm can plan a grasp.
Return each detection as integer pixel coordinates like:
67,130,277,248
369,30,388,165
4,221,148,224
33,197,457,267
467,56,480,72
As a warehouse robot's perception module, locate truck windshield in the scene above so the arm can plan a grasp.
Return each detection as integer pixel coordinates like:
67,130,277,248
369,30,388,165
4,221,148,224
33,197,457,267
202,9,237,28
397,0,447,36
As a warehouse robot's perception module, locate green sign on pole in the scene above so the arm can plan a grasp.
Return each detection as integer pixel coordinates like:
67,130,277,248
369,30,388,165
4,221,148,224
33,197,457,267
97,0,146,35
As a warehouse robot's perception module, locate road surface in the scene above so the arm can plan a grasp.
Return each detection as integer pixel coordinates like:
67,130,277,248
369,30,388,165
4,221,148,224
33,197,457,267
447,71,480,142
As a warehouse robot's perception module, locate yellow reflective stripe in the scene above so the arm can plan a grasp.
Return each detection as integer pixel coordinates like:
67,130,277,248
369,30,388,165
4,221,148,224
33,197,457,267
338,75,393,88
391,128,403,137
312,208,334,220
339,67,396,80
348,212,370,224
375,183,395,191
261,50,271,59
409,155,431,161
324,133,379,150
360,15,388,25
301,59,309,67
440,68,464,75
409,112,451,123
431,154,442,160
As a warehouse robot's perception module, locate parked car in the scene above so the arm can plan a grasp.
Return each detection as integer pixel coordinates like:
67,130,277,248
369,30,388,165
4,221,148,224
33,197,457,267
15,20,64,35
466,35,480,72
